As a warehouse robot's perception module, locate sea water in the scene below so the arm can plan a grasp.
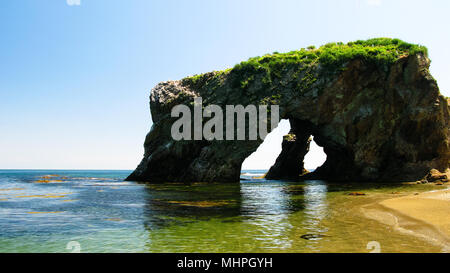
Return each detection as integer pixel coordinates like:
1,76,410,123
0,170,442,253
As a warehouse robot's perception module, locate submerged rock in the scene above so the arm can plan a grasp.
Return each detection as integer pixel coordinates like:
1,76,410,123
127,38,450,183
348,192,366,196
300,234,329,240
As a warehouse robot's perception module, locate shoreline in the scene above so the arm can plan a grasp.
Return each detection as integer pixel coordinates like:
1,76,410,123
362,187,450,252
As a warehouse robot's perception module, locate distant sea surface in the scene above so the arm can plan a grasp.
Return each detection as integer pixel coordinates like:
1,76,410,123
0,170,441,253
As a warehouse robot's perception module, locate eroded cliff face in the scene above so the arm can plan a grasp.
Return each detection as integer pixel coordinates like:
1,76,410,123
127,39,450,183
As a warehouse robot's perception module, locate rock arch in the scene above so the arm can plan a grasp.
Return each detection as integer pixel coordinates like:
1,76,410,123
127,39,449,183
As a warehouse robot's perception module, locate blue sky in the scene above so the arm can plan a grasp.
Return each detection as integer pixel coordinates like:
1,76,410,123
1,0,449,170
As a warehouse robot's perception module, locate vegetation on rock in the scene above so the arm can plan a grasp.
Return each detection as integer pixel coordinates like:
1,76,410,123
183,38,428,92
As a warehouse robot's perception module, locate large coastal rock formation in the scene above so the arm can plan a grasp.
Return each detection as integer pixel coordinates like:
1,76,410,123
127,38,450,183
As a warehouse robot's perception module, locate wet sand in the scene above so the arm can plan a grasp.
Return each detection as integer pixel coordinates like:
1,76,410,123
362,188,450,252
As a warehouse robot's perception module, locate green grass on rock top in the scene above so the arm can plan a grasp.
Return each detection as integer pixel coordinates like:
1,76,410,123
183,38,428,89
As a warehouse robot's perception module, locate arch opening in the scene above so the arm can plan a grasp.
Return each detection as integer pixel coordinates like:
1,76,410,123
304,138,327,172
241,119,291,171
241,118,328,181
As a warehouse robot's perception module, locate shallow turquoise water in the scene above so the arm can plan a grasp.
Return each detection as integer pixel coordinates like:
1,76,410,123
0,170,442,253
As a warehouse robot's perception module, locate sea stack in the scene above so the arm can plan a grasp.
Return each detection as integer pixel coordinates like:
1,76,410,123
127,38,450,183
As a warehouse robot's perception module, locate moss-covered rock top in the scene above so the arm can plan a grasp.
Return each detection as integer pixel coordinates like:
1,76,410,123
183,38,428,89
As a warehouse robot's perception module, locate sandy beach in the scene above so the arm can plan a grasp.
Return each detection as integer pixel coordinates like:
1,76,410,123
363,188,450,252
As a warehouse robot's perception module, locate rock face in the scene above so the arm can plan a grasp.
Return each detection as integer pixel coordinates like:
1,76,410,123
265,119,312,180
127,39,450,183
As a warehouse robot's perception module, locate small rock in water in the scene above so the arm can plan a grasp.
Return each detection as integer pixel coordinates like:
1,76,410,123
252,175,266,179
435,182,444,186
300,234,329,240
348,192,366,196
426,169,448,182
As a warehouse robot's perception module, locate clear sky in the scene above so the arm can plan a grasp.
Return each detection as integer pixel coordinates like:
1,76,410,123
1,0,449,170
